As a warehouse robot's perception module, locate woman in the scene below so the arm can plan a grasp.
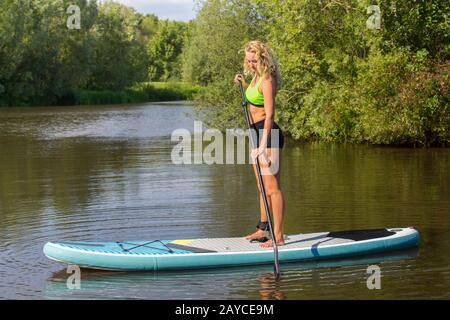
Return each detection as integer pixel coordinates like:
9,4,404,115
234,40,285,248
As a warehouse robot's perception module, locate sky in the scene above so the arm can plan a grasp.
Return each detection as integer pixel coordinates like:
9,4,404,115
111,0,197,22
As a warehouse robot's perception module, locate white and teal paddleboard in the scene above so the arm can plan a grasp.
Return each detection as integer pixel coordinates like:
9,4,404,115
43,227,419,271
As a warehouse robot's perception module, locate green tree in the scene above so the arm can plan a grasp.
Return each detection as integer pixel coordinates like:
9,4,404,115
147,20,188,81
185,0,448,146
0,0,98,105
138,13,159,41
380,0,450,59
86,2,147,90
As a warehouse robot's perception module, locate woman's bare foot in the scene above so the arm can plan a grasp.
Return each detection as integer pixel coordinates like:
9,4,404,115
245,229,268,241
260,239,284,248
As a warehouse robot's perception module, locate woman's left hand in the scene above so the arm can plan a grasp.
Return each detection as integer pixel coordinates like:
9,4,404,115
251,147,270,165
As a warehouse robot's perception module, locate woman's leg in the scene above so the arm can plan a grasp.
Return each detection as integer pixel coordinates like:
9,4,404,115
260,148,284,247
245,148,284,246
245,162,272,240
255,160,273,223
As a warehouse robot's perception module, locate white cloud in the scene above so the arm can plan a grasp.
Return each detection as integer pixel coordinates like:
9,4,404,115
111,0,196,21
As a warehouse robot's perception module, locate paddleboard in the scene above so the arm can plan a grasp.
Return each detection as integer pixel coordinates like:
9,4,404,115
43,227,419,271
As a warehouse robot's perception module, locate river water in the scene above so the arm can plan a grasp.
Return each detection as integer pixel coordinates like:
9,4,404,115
0,102,449,299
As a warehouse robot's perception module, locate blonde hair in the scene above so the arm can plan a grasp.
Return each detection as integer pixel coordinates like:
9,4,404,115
242,40,282,93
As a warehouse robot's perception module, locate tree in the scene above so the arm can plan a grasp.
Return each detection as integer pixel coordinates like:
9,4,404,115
147,20,188,81
86,2,148,90
0,0,98,105
182,0,266,129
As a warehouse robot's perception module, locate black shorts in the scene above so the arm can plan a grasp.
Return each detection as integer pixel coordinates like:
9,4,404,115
250,120,285,149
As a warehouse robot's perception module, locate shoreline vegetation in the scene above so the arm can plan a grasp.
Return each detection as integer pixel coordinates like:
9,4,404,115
0,82,201,107
68,82,201,106
0,0,448,147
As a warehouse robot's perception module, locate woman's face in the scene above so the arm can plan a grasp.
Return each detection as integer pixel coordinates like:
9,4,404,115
245,51,258,72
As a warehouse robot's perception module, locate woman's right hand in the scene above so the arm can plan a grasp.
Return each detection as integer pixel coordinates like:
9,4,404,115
234,73,244,84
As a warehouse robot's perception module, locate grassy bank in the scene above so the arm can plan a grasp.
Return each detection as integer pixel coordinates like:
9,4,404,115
0,82,203,107
71,82,203,106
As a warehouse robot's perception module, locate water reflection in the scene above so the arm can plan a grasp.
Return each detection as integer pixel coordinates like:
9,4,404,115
258,273,285,300
43,248,418,300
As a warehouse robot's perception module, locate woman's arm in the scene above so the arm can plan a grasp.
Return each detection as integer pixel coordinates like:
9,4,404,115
259,75,275,149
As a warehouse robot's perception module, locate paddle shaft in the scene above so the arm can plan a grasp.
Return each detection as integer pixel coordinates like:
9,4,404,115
238,81,280,278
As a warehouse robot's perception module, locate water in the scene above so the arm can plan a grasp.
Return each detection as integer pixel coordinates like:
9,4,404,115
0,102,449,299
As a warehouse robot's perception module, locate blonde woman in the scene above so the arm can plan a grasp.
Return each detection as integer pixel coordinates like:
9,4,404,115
234,40,285,248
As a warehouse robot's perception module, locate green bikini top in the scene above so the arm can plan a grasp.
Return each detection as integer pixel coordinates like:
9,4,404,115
245,74,265,107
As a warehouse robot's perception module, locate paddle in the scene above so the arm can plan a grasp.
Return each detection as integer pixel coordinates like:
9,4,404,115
238,80,281,279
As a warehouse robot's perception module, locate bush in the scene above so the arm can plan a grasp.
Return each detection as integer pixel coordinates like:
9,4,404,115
70,82,202,106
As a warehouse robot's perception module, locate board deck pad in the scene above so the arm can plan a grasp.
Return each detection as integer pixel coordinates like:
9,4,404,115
168,232,351,253
43,227,419,271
